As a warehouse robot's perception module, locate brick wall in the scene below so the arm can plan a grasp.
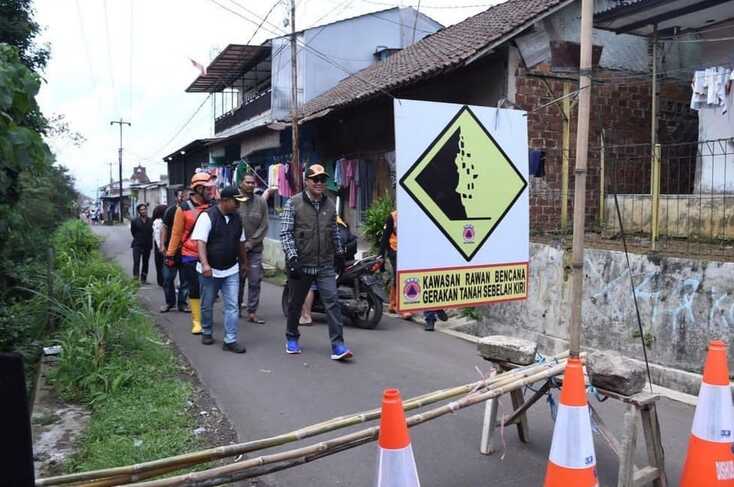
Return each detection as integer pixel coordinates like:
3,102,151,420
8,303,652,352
514,65,697,232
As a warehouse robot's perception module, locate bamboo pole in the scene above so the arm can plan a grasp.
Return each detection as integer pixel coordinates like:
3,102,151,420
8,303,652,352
599,130,606,227
39,353,569,487
123,361,569,487
568,0,594,358
651,144,661,251
561,81,571,232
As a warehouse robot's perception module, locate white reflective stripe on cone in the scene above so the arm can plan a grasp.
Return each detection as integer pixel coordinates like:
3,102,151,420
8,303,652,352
548,404,596,469
691,383,734,442
376,445,421,487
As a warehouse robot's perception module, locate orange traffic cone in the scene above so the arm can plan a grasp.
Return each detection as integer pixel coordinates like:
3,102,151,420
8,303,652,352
544,357,599,487
376,388,420,487
680,340,734,485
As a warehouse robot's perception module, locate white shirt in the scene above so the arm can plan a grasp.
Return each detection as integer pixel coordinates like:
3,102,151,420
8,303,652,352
153,219,163,250
191,211,246,278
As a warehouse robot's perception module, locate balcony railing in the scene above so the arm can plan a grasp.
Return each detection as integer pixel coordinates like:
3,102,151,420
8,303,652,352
215,89,272,134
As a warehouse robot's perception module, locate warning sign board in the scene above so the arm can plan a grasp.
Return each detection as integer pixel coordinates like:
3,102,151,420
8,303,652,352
400,105,527,261
395,99,529,312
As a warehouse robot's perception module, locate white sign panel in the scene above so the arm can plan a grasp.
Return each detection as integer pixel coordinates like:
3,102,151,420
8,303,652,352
394,99,529,312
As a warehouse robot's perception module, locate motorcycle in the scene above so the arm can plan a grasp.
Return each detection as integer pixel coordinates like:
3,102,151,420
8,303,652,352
281,255,387,329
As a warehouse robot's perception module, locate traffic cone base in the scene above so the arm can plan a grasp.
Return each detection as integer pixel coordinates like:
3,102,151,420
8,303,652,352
681,435,734,484
544,358,598,487
377,446,420,487
545,461,598,486
681,340,734,486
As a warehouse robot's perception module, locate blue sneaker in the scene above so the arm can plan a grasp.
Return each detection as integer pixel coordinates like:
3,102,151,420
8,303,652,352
286,339,302,354
330,342,353,361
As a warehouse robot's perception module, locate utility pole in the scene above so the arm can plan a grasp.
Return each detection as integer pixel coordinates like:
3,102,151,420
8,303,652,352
110,118,131,223
568,0,593,358
289,0,301,193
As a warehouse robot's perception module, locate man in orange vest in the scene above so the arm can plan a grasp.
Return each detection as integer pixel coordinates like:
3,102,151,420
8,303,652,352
379,210,413,319
379,210,448,330
165,173,215,335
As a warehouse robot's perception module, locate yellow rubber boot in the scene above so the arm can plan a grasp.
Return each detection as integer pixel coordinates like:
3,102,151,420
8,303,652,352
190,298,202,335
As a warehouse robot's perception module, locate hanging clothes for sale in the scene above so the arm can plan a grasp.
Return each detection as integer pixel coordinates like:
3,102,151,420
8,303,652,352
278,163,293,198
324,160,338,192
691,67,732,115
374,157,391,200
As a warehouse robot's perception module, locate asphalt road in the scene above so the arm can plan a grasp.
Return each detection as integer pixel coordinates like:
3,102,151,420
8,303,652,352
94,224,695,486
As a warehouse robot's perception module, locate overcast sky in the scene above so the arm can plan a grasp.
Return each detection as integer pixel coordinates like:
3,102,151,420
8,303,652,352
36,0,497,197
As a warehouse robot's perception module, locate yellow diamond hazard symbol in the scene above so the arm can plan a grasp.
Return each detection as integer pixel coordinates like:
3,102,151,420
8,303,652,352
399,105,527,261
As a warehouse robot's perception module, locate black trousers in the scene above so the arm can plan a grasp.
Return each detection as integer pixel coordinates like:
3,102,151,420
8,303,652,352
153,248,165,287
132,246,151,281
180,261,201,299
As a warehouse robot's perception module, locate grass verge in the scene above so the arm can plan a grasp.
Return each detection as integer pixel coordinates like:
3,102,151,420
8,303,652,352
46,220,199,473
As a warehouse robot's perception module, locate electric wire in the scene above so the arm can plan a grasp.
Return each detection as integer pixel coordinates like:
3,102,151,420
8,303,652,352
361,0,496,9
411,0,422,43
102,0,121,115
141,0,283,162
74,0,100,110
207,0,399,101
129,0,134,117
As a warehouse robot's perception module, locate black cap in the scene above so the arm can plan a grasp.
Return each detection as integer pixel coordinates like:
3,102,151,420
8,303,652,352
219,185,243,200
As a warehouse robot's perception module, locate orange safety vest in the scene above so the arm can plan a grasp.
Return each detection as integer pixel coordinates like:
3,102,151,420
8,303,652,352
388,210,397,252
181,202,210,258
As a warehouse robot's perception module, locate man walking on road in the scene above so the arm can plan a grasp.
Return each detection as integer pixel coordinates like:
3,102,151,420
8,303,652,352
160,189,191,313
280,164,352,361
166,174,214,334
130,203,153,284
237,173,268,324
192,186,248,353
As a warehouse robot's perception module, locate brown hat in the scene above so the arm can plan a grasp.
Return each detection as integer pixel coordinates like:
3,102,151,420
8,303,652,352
305,164,328,179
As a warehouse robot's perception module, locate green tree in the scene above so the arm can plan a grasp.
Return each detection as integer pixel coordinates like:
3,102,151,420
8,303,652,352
0,43,76,296
0,0,49,74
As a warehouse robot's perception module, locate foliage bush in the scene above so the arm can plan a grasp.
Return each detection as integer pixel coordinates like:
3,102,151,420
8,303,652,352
361,195,394,252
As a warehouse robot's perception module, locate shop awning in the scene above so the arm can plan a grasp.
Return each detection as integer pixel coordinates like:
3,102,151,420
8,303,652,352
186,44,271,93
594,0,734,37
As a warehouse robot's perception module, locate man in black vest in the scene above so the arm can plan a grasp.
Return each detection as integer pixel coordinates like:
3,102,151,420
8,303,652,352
130,203,153,283
191,186,248,353
280,164,351,361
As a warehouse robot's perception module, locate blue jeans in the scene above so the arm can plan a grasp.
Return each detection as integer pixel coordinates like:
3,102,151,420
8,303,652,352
199,272,240,344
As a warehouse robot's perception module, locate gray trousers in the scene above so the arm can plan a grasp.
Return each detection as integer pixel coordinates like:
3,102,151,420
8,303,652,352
238,250,263,314
286,266,344,345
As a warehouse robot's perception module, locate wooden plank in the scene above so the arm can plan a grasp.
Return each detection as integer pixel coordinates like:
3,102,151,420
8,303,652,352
596,388,660,407
499,381,551,428
510,388,530,443
633,466,661,486
480,398,500,455
618,405,639,487
641,405,668,486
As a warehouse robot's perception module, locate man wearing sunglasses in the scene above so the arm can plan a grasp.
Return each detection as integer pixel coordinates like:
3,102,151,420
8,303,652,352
280,164,352,361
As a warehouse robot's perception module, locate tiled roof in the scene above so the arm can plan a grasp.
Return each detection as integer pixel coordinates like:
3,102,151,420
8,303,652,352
300,0,572,119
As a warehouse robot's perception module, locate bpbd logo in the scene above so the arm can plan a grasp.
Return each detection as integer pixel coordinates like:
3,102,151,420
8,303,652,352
463,224,475,243
403,278,421,302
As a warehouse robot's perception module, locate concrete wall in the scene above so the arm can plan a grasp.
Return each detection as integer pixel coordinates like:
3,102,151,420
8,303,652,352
467,242,734,393
603,193,734,240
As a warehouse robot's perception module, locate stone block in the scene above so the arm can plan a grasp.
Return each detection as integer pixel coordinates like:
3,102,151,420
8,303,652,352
477,335,538,365
587,351,646,396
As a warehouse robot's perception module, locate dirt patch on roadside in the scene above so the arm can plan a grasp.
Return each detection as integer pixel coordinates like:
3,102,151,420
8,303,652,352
32,357,91,479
